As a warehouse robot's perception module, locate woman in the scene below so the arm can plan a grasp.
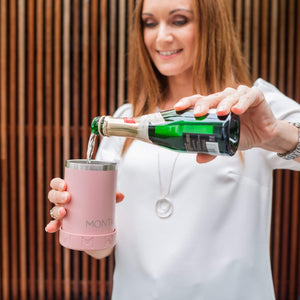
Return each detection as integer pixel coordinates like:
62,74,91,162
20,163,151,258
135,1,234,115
46,0,300,299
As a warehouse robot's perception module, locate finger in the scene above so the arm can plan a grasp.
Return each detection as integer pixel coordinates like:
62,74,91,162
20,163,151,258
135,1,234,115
116,192,125,203
196,153,217,164
50,177,67,191
193,88,236,117
48,189,70,204
216,94,240,116
232,87,264,114
45,220,62,233
49,205,67,220
174,94,203,111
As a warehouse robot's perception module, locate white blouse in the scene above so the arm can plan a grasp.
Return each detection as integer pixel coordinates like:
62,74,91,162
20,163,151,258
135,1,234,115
96,79,300,300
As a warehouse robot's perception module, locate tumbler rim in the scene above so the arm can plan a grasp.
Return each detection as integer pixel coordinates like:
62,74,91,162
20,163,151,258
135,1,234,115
65,159,117,171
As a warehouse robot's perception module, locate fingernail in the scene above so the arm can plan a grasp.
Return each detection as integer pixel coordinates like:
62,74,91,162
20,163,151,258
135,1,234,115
45,225,49,232
217,105,226,112
194,106,201,115
59,182,65,190
174,101,183,108
58,207,65,216
64,192,69,201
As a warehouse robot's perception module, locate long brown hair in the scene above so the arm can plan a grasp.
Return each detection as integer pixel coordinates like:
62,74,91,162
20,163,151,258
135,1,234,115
124,0,251,153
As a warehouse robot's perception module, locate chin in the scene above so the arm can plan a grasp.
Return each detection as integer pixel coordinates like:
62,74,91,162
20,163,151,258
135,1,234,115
156,67,183,77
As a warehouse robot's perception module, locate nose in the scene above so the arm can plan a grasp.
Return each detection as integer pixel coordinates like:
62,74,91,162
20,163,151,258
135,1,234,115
156,23,173,43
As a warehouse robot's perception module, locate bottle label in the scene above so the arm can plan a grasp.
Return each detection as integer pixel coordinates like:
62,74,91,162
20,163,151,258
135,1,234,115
123,117,136,124
141,112,165,125
183,133,220,154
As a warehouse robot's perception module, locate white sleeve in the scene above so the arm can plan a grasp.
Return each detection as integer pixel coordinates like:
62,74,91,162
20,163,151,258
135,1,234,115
95,103,133,163
254,78,300,170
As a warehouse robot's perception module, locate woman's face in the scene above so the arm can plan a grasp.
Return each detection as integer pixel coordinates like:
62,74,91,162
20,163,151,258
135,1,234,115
142,0,196,78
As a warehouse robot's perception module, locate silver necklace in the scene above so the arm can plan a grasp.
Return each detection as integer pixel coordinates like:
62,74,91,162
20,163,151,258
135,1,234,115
156,152,180,218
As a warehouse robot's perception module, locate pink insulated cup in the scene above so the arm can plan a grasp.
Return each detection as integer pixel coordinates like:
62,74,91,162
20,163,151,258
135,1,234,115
59,159,117,251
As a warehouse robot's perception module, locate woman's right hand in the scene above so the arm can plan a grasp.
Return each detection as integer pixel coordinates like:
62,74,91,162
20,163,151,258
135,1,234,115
45,177,125,233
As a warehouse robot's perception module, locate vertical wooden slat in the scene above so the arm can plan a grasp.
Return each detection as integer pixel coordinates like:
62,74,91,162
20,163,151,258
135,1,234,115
243,0,251,66
72,0,80,160
90,0,99,120
278,0,286,92
99,1,109,296
278,4,288,296
0,0,10,299
71,1,81,296
272,171,283,299
36,0,45,298
286,3,297,297
54,1,63,298
63,0,72,298
109,0,117,115
295,0,300,101
260,0,269,79
286,0,295,98
81,5,90,296
269,0,278,85
290,171,299,300
118,0,126,107
82,0,90,156
100,0,108,115
269,1,280,296
90,0,100,296
9,0,19,298
18,1,27,299
280,171,291,300
251,0,260,80
45,0,54,298
27,0,37,298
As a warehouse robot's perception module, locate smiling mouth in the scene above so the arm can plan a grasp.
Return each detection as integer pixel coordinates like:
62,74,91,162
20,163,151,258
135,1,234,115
157,49,182,56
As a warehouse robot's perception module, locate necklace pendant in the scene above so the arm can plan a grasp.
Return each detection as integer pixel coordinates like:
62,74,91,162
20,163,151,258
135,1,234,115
155,197,174,218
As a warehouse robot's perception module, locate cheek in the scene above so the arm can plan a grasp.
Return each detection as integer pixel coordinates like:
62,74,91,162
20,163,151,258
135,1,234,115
185,32,196,57
143,30,155,53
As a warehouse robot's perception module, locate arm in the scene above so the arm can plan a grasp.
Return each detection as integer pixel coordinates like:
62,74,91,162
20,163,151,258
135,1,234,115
174,85,300,163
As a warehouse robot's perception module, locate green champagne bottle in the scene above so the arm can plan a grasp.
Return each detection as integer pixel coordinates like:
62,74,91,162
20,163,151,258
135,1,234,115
91,108,240,156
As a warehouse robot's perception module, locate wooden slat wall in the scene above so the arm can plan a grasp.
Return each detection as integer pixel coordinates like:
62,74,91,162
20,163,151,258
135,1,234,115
0,0,299,299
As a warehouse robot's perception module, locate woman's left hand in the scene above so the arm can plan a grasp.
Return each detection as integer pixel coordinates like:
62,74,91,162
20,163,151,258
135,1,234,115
174,85,288,163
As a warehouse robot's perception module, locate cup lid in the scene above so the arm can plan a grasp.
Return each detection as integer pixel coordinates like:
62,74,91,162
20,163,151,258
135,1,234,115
65,159,117,171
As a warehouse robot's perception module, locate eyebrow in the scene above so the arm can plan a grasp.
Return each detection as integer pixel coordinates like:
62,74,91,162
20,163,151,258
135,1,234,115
142,8,193,17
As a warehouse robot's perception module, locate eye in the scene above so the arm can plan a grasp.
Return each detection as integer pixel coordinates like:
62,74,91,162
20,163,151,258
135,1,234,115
173,16,188,26
142,19,157,28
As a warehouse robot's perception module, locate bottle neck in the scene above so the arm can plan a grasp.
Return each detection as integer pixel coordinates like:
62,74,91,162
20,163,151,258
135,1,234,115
100,116,148,140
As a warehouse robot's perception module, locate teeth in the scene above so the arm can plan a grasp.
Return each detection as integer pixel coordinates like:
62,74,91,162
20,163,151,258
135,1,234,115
158,50,180,56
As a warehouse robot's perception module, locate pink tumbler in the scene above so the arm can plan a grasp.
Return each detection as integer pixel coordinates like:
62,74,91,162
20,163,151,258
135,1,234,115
59,159,117,251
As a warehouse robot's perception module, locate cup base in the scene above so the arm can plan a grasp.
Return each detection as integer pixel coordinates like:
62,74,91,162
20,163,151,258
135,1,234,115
59,228,116,251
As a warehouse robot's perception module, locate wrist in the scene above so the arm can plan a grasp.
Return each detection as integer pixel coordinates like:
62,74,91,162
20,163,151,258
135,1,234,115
277,122,300,160
259,120,298,154
85,247,114,259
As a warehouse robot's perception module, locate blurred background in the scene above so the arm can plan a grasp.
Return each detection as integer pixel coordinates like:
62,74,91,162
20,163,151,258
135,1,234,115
0,0,299,299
